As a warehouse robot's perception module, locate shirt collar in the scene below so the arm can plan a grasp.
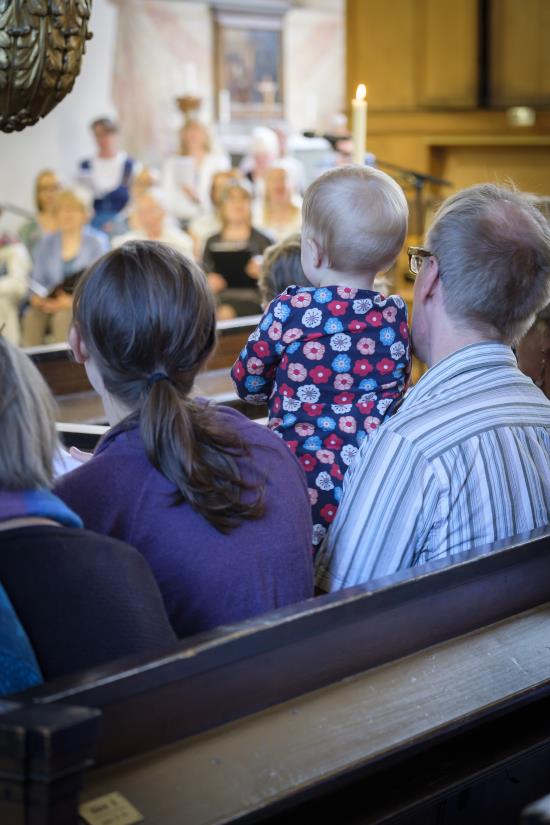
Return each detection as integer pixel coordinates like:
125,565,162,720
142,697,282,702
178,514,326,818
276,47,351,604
401,341,517,411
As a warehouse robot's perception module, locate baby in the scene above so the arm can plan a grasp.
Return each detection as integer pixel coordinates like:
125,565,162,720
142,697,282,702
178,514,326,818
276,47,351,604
231,165,411,548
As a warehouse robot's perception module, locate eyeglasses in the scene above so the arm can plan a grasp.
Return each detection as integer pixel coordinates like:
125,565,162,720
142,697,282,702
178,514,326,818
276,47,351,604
407,246,433,278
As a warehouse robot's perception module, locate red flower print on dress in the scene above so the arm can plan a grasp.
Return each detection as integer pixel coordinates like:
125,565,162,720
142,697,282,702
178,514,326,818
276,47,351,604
327,300,349,316
303,340,325,360
268,321,282,340
288,363,307,382
334,391,355,405
282,327,303,344
383,306,397,323
353,359,374,376
279,383,295,397
303,402,324,417
330,464,344,481
357,337,375,356
280,353,289,370
309,365,332,384
316,449,335,464
334,373,354,390
356,399,374,414
400,321,409,339
272,397,282,414
376,358,395,375
295,422,315,437
365,311,383,327
286,440,298,454
246,357,264,375
253,340,270,358
364,416,381,432
233,361,245,380
291,292,312,308
320,503,338,522
338,415,357,433
299,454,318,473
324,433,343,450
348,320,366,333
337,286,358,300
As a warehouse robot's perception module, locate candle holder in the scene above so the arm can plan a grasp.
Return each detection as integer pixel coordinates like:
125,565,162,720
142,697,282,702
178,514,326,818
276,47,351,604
176,95,203,123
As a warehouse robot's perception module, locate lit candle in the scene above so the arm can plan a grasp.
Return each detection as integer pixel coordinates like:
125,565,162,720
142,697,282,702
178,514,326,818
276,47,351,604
218,89,231,125
352,84,367,164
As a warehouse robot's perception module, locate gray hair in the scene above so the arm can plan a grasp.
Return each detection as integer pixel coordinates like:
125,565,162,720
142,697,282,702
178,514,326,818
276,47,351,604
426,183,550,343
0,338,59,490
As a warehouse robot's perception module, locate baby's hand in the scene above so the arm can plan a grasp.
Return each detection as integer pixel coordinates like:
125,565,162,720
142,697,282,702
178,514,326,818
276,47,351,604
69,447,93,464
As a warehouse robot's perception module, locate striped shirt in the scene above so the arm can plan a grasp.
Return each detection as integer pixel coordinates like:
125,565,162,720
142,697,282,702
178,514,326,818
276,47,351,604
315,342,550,591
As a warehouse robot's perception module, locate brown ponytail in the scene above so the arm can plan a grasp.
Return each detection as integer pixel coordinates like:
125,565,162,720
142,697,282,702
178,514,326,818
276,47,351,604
72,241,265,532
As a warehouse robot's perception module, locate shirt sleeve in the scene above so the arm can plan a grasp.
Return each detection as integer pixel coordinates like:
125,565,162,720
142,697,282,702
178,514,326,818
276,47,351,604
0,244,30,300
314,426,440,591
231,298,286,403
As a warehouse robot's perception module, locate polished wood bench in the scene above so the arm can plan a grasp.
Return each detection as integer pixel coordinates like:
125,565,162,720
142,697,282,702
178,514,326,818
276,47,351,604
5,527,550,824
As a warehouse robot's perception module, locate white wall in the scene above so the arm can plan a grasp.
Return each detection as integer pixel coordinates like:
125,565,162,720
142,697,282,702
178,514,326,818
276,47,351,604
0,0,118,220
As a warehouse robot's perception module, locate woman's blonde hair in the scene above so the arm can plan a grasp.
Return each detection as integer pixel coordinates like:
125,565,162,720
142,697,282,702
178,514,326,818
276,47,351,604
180,119,211,155
53,188,90,214
0,338,58,490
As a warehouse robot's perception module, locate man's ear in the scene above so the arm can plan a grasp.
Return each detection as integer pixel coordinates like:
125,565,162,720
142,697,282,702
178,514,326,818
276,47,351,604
69,325,88,364
306,237,323,269
417,256,441,303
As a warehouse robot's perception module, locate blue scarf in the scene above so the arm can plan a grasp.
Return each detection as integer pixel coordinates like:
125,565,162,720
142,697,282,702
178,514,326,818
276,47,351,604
0,489,83,528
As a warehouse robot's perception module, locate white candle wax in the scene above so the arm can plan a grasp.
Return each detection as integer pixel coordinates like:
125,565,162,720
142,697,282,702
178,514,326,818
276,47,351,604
352,84,367,164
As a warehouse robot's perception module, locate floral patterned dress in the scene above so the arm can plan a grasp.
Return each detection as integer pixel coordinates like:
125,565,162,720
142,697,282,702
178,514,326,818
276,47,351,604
231,285,411,547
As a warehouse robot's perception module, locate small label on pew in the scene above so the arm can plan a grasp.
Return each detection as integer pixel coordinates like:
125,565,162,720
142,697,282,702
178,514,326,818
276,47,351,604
79,791,144,825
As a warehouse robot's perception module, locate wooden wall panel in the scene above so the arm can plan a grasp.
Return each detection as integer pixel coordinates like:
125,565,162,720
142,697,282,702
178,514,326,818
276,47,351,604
416,0,479,108
346,0,417,110
346,0,479,111
490,0,550,107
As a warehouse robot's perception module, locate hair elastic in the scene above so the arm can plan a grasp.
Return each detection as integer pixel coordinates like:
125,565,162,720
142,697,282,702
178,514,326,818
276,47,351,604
147,371,171,388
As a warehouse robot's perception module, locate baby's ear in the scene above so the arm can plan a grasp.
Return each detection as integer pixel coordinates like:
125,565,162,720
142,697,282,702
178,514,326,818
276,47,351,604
307,237,323,268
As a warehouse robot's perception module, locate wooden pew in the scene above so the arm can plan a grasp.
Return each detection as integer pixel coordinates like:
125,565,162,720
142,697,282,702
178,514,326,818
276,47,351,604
24,314,265,425
5,527,550,824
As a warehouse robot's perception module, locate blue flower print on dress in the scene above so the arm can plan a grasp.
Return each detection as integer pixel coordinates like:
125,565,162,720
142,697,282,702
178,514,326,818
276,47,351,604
286,341,301,354
302,308,323,328
304,435,323,451
282,413,297,428
274,342,284,355
324,317,344,334
332,353,351,373
359,377,378,391
334,486,343,502
356,430,367,445
274,303,291,322
317,416,336,431
245,375,266,392
260,312,273,331
314,287,333,304
380,327,396,346
390,341,406,360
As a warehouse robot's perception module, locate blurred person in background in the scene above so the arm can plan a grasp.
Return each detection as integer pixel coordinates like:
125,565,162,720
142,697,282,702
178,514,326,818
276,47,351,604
18,170,61,254
22,189,108,346
112,188,194,258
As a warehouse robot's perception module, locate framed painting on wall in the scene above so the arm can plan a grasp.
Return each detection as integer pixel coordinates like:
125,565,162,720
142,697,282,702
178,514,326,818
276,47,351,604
213,2,288,122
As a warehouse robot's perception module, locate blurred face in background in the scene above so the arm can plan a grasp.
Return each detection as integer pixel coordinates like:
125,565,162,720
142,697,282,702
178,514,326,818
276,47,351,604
221,186,251,227
36,172,61,213
131,168,158,200
55,194,88,235
92,124,118,157
266,167,292,205
133,194,165,238
210,171,241,210
181,121,209,157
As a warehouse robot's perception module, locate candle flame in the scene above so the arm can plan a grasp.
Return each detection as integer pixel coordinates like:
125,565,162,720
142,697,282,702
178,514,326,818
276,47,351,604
356,84,367,101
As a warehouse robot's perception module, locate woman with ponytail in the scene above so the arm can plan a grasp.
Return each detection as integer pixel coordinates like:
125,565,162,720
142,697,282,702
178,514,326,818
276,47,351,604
55,241,313,637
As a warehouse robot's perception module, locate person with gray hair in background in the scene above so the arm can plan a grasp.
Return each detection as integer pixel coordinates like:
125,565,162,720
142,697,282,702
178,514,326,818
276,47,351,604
316,183,550,592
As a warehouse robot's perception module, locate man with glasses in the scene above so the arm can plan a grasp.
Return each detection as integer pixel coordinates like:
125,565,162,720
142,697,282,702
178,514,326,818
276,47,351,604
315,183,550,591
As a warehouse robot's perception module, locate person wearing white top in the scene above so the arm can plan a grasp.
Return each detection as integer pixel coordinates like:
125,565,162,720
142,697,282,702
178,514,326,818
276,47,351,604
0,241,31,345
162,120,229,225
112,190,194,259
77,117,139,234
